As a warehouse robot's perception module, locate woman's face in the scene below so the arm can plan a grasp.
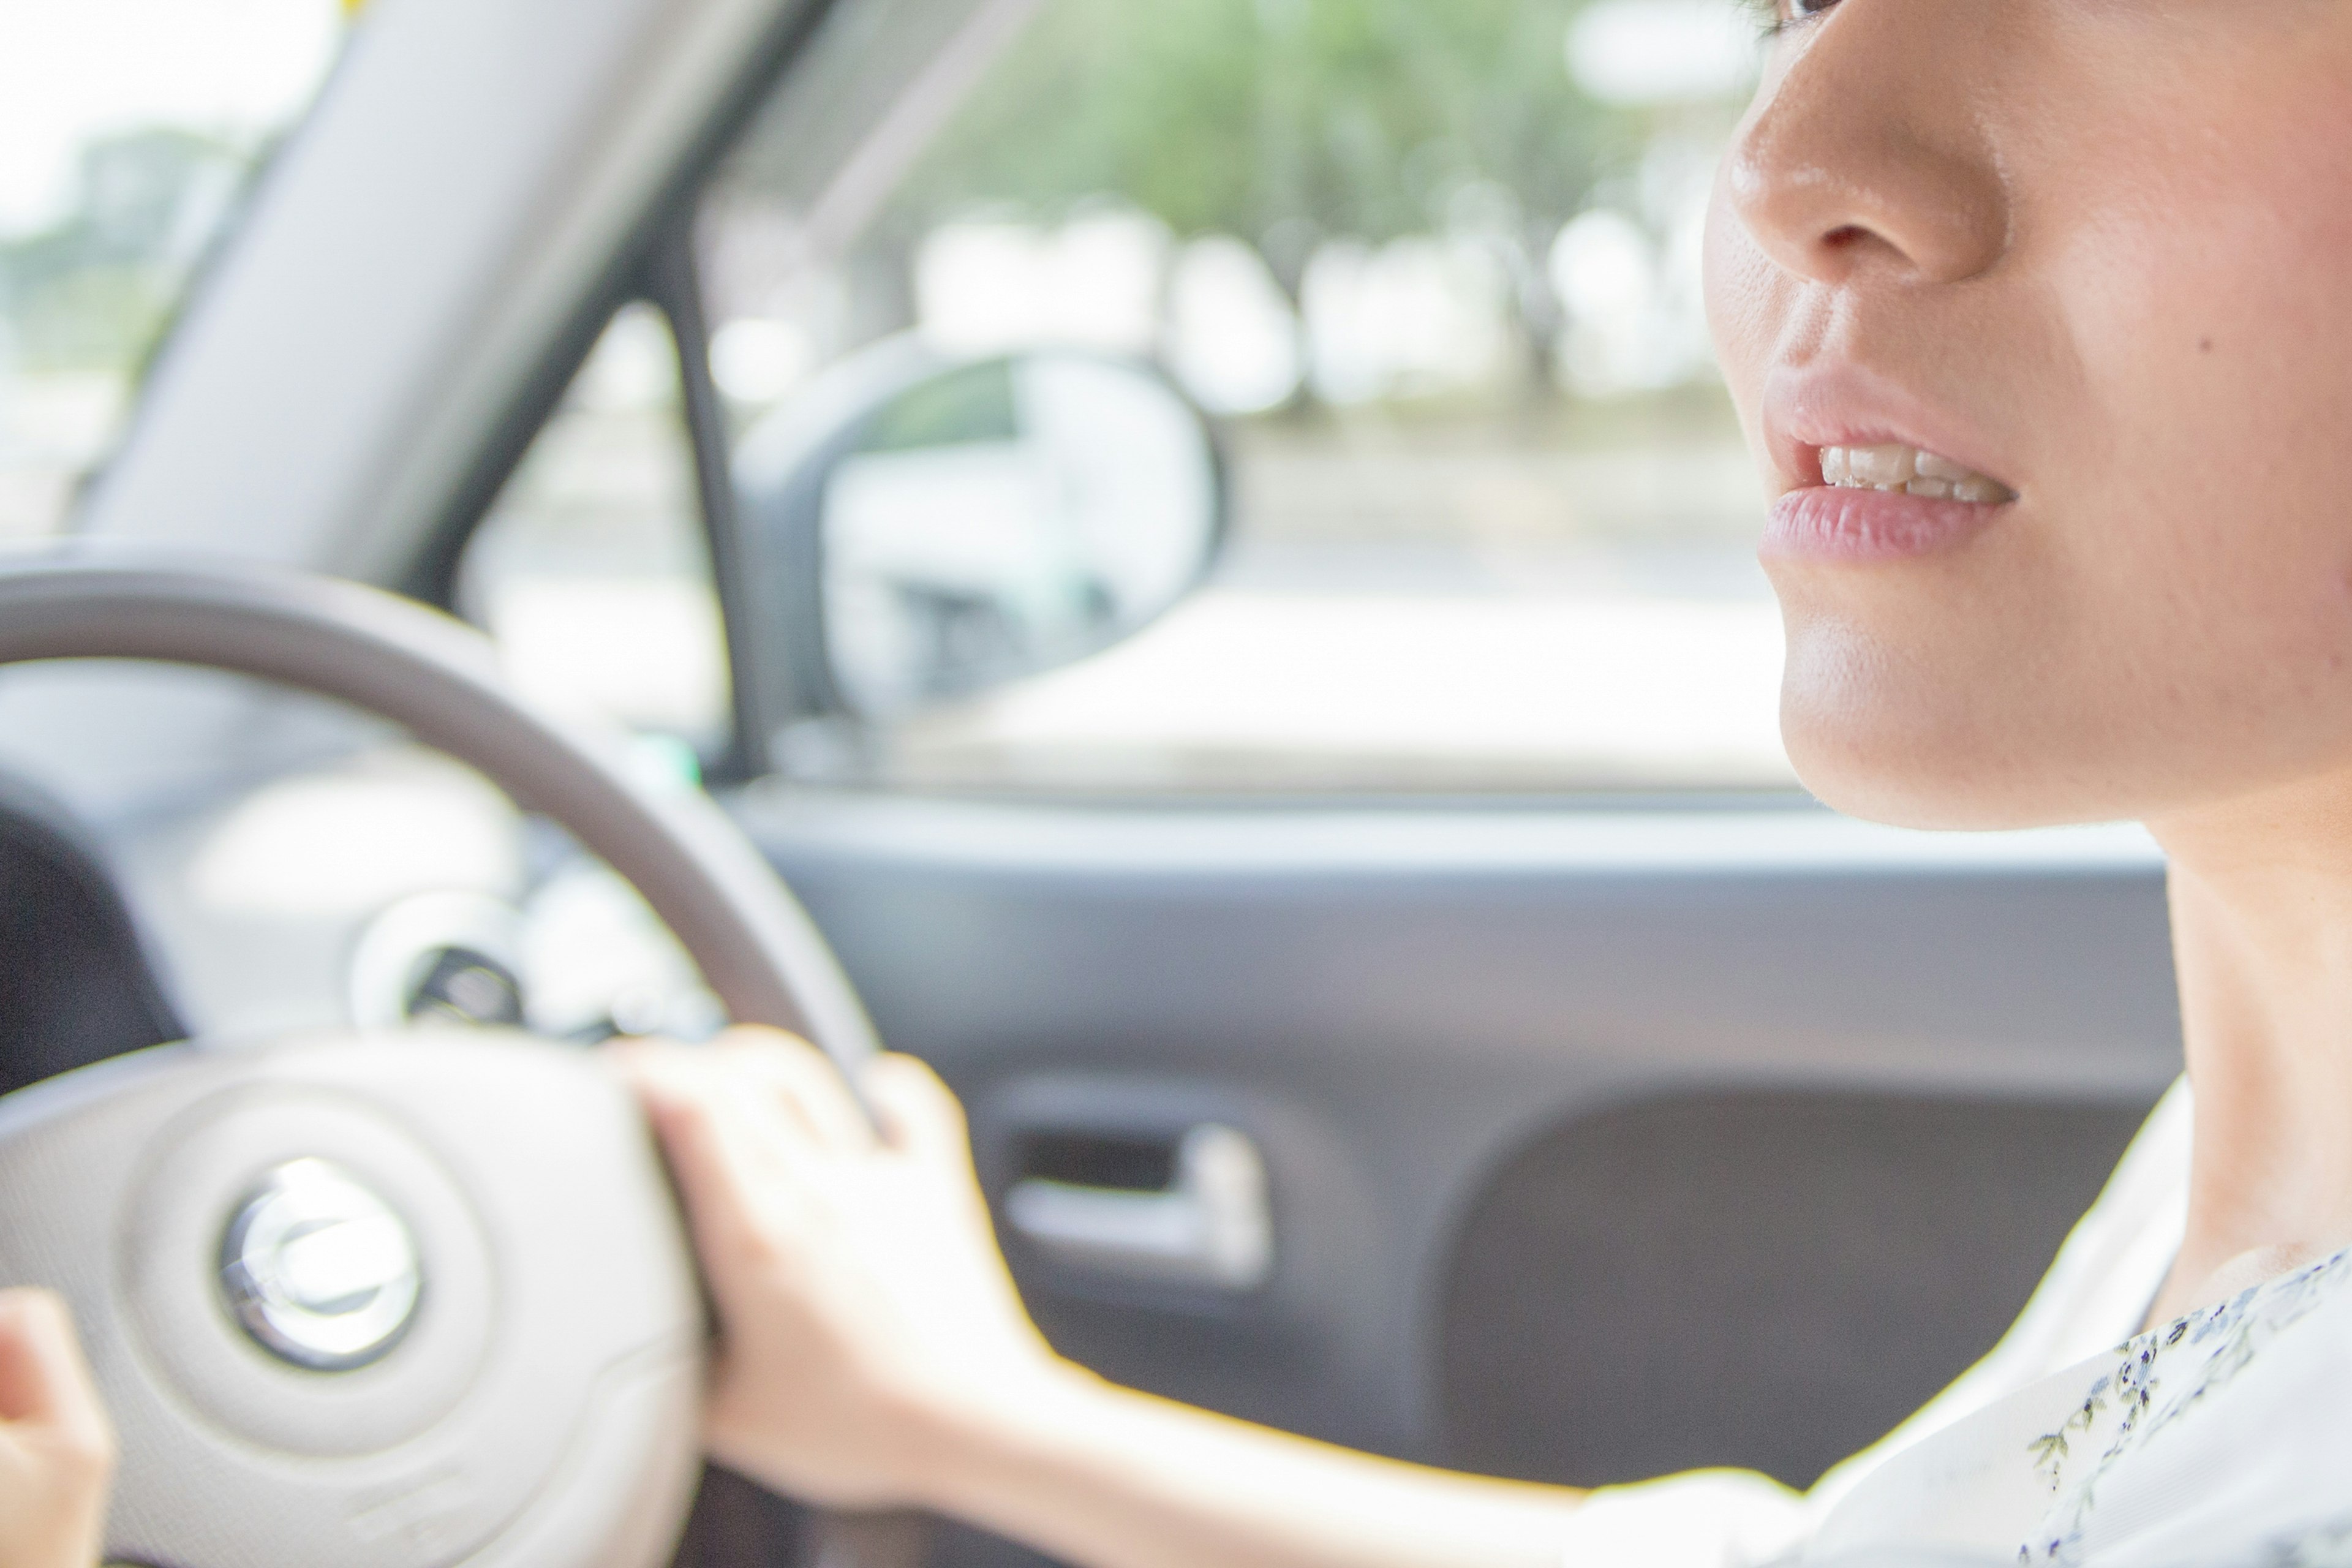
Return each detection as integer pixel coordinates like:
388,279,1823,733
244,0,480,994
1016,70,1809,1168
1708,1,2352,830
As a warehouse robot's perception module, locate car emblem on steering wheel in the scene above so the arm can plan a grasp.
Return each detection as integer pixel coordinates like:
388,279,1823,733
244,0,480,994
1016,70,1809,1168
217,1158,423,1371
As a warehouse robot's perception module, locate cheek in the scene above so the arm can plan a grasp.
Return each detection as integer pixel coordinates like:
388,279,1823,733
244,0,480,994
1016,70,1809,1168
1702,178,1785,449
2057,67,2352,703
2067,75,2352,455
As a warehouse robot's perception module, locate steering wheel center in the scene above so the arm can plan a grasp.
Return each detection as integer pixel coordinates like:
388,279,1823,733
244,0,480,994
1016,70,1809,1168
219,1158,422,1371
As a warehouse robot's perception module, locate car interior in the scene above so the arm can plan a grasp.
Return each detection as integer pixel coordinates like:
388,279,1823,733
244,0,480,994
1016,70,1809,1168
0,0,2184,1564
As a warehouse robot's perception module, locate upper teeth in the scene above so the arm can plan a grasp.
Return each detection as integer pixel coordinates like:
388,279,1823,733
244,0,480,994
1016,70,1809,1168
1820,444,2015,503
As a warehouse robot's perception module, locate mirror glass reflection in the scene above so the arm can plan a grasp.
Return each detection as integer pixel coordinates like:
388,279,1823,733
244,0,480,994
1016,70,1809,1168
821,353,1220,718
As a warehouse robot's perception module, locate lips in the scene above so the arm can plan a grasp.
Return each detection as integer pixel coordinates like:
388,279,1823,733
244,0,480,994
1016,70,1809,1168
1766,486,2007,563
1762,362,2019,564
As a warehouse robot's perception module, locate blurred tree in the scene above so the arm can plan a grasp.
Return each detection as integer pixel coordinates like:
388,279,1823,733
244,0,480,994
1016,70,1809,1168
0,129,247,371
878,0,1649,391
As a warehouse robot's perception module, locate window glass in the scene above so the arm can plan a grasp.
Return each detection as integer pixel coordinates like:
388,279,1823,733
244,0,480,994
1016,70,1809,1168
704,0,1791,794
459,304,733,761
0,1,345,539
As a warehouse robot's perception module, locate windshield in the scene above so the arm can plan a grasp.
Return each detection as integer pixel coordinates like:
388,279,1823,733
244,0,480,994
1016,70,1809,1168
687,0,1789,793
0,1,345,540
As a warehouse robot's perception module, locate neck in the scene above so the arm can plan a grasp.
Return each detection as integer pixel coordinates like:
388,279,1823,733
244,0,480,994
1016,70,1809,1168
2148,773,2352,1313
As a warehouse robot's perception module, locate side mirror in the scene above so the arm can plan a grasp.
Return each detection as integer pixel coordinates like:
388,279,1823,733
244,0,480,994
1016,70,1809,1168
732,338,1227,761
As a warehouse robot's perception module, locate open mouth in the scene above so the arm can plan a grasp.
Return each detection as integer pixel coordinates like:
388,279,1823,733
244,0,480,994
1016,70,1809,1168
1818,443,2016,505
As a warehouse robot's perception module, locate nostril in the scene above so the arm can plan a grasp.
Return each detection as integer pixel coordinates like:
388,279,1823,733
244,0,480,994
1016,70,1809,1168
1823,224,1869,251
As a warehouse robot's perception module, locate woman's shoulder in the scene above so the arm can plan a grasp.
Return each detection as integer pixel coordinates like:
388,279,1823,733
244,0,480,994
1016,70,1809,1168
2020,1244,2352,1566
1814,1243,2352,1567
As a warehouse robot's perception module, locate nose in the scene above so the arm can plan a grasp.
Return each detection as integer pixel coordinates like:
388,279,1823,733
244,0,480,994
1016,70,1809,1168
1725,4,2009,287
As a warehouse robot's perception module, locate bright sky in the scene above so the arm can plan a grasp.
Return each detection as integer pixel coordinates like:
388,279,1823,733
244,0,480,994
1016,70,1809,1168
0,0,344,237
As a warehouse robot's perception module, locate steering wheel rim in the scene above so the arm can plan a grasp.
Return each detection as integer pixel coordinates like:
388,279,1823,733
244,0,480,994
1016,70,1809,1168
0,551,881,1066
0,549,886,1568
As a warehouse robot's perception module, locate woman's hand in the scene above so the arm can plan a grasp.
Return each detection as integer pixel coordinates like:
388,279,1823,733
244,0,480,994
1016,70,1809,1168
617,1029,1074,1510
621,1030,1589,1568
0,1288,114,1568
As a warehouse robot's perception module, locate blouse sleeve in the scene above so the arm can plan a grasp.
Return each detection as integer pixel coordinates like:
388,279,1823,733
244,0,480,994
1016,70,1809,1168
1558,1468,1812,1568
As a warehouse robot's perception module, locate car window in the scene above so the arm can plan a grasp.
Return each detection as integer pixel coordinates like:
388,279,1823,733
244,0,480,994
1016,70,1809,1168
694,0,1790,797
457,304,733,764
0,1,346,540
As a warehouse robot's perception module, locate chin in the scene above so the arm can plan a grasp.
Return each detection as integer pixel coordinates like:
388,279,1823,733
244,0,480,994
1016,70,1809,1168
1776,622,2119,834
1785,725,2056,832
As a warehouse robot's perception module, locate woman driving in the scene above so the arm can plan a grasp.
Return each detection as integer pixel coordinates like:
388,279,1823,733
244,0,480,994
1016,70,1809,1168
16,0,2352,1562
616,0,2352,1562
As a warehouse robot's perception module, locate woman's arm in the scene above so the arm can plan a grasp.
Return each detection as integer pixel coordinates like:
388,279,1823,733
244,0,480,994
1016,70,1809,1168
620,1033,1586,1568
924,1361,1583,1568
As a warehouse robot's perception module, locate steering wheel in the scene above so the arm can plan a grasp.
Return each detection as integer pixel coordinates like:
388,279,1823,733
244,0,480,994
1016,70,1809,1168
0,554,881,1567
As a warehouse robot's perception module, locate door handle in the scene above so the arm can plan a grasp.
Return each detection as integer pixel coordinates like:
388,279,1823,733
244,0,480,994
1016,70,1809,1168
1004,1124,1273,1290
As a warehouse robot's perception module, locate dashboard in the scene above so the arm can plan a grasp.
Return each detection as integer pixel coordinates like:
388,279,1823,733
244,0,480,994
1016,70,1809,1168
0,662,715,1075
0,769,181,1095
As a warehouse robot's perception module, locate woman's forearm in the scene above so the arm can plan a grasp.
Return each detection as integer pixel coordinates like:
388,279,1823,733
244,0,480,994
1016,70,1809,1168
913,1360,1586,1568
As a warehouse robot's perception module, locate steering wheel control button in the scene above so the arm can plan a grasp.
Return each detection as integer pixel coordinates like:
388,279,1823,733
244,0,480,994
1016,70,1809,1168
347,890,528,1031
404,945,526,1028
219,1158,422,1371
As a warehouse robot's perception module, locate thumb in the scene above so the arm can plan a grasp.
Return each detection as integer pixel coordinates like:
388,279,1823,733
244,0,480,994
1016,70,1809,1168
863,1055,969,1163
0,1289,111,1457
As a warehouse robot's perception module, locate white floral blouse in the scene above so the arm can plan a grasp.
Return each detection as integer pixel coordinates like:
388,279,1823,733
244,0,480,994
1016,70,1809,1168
1557,1082,2352,1567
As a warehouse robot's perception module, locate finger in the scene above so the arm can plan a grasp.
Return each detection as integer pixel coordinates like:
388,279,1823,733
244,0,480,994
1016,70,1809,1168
0,1290,111,1453
863,1055,969,1162
626,1065,805,1292
717,1030,875,1153
618,1034,866,1156
614,1043,726,1152
629,1049,818,1196
610,1039,701,1120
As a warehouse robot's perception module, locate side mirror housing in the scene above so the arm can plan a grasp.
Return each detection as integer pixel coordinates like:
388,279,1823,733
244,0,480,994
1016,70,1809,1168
731,337,1228,775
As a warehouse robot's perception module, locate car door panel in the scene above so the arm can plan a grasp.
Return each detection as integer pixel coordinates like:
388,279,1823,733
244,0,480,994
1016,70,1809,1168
1440,1091,2149,1491
739,791,2181,1562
